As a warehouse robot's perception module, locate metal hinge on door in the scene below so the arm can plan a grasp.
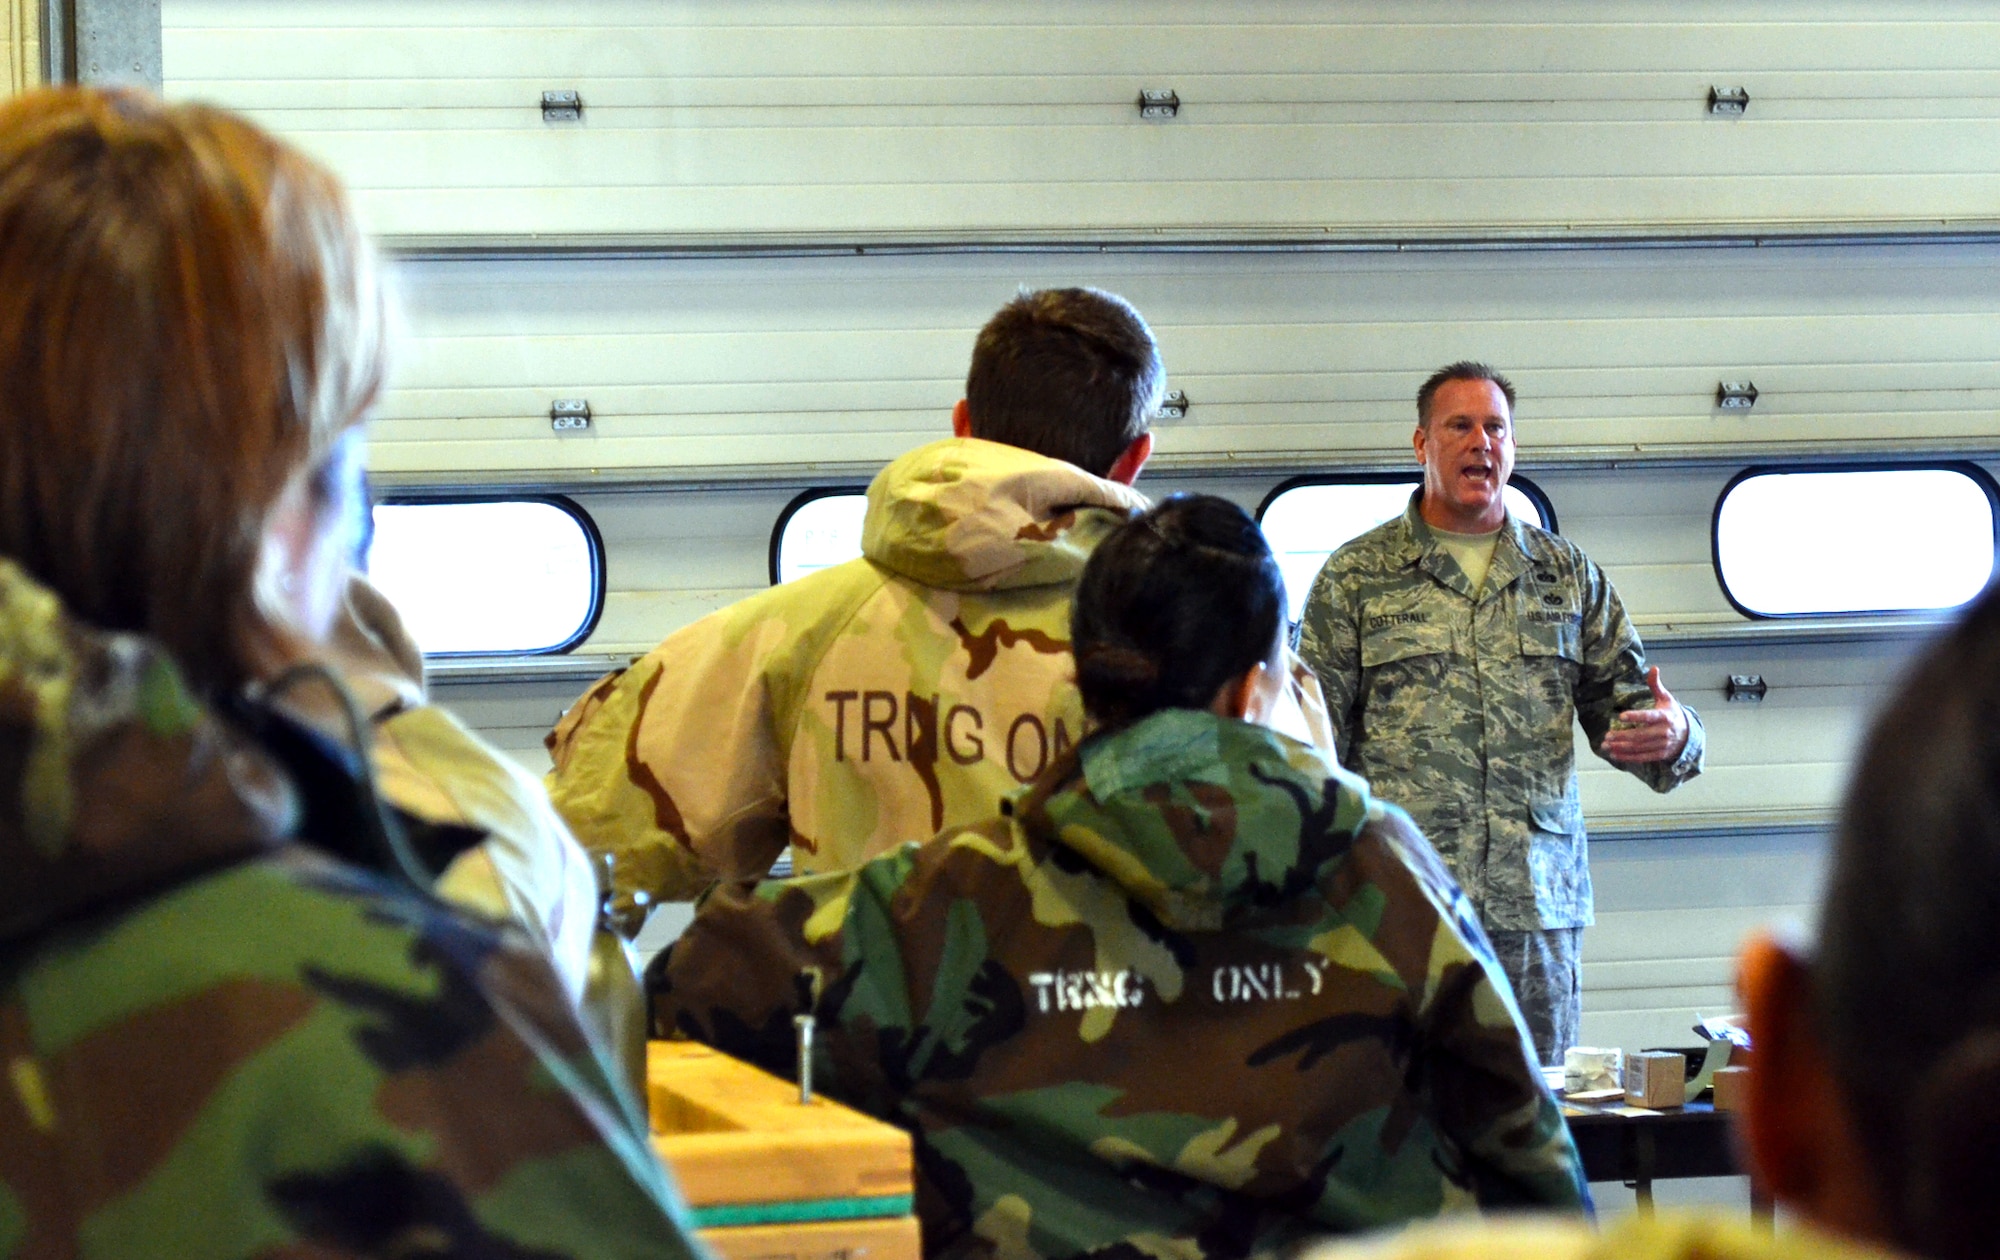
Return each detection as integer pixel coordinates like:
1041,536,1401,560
542,90,583,122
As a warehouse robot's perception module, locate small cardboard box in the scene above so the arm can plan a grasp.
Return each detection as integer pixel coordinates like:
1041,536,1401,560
1712,1065,1750,1112
1624,1050,1687,1108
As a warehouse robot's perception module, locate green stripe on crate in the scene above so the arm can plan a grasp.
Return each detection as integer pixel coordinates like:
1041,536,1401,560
690,1194,915,1229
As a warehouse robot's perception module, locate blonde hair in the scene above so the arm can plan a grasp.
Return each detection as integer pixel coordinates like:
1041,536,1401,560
0,87,386,694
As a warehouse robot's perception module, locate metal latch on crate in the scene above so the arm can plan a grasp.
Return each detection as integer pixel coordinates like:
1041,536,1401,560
1708,86,1750,117
550,399,592,432
1156,390,1189,420
1139,89,1180,120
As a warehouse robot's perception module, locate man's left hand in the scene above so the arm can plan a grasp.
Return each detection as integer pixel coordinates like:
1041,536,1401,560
1603,666,1690,764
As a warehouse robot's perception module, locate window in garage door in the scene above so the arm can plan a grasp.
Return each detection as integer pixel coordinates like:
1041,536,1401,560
1713,465,1998,618
367,497,605,654
771,489,869,585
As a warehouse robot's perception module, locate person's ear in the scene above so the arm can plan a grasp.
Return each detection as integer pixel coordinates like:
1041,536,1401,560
1413,421,1429,467
1737,932,1885,1239
1105,431,1153,486
1210,660,1282,725
1739,933,1818,1203
1209,668,1258,722
952,398,974,439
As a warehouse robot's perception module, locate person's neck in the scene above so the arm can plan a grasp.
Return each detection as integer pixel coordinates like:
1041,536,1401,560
241,622,318,689
1418,496,1505,535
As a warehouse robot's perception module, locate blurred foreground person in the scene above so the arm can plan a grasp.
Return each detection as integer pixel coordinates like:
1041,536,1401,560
0,88,699,1257
0,561,697,1258
657,496,1587,1260
1300,584,2000,1260
0,83,600,1000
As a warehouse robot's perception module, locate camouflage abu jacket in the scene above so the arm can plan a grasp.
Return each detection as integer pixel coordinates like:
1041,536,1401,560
546,437,1150,909
1296,495,1704,931
0,559,704,1260
657,708,1589,1260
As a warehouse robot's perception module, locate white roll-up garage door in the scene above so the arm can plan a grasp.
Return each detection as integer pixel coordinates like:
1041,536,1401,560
166,0,2000,245
379,241,2000,483
147,1,2000,1054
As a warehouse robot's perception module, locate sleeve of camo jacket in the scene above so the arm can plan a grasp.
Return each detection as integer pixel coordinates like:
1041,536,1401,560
1356,810,1593,1212
0,865,716,1260
545,605,795,913
1572,553,1705,794
421,929,717,1260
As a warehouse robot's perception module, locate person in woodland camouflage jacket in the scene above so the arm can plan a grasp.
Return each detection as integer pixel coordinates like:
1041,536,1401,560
0,88,703,1259
0,87,611,1023
550,288,1330,913
656,496,1588,1260
0,557,705,1259
1296,363,1703,1063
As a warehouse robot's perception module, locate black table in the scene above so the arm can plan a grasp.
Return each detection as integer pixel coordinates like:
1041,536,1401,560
1564,1100,1763,1214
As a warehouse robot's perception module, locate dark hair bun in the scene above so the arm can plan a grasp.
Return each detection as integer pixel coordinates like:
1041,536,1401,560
1069,494,1284,730
1075,644,1162,700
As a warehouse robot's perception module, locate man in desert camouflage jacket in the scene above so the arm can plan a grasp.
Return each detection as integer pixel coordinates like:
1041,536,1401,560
657,706,1589,1260
1297,363,1703,1062
0,557,703,1260
548,288,1171,912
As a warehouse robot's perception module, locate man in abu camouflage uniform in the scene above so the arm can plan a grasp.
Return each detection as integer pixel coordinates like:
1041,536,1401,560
1297,363,1704,1063
0,557,704,1259
657,704,1588,1260
548,288,1169,910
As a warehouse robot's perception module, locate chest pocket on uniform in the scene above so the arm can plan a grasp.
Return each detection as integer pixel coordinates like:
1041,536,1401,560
1359,618,1457,739
1518,612,1583,723
1361,619,1455,670
1518,616,1581,663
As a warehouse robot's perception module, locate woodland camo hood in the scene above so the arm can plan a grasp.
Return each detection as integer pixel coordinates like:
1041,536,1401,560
861,437,1149,592
0,558,292,940
1023,708,1379,933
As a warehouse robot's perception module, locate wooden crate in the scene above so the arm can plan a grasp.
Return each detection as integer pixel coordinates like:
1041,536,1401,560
697,1216,922,1260
648,1040,919,1260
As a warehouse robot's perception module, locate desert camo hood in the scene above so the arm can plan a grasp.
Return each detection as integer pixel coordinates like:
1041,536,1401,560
0,558,291,940
1023,708,1377,932
861,437,1148,592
